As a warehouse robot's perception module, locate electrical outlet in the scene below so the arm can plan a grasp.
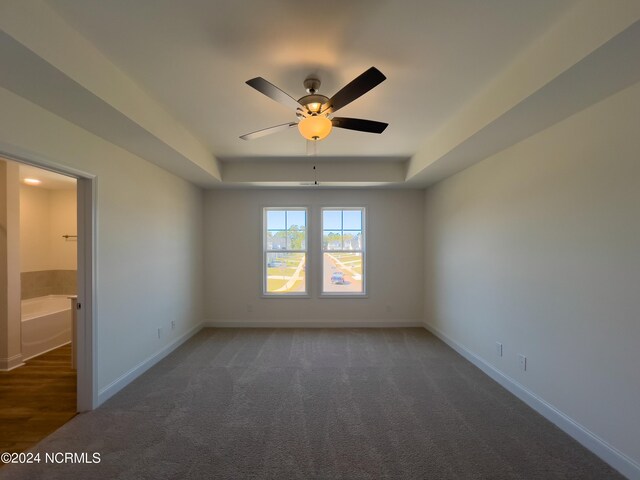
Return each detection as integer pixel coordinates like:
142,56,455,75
171,321,175,330
385,305,392,313
157,327,162,339
495,342,503,357
518,354,527,371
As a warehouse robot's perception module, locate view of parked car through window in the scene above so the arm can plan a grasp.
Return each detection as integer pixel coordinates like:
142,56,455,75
331,271,345,284
263,207,364,296
322,208,365,294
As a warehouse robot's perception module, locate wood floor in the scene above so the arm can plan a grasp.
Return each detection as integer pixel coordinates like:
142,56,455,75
0,344,76,459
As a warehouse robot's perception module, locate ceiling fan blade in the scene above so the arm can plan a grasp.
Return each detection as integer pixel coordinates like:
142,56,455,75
240,122,297,141
331,117,388,134
323,67,386,114
246,77,301,111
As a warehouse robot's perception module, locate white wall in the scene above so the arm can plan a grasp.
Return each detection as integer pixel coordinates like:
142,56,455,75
20,186,77,272
0,85,204,400
204,189,424,325
50,189,77,270
19,185,50,272
423,81,640,473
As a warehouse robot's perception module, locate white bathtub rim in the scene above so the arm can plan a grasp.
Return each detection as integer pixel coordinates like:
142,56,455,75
21,294,74,321
21,295,73,362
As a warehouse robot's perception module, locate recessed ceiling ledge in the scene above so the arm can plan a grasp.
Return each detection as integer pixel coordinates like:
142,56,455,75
0,0,221,186
221,160,406,185
406,0,640,186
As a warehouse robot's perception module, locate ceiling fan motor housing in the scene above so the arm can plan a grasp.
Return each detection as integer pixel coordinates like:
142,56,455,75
299,94,329,114
300,76,327,114
303,76,321,94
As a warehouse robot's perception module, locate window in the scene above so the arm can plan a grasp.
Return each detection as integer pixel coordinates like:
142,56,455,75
322,208,365,295
263,208,307,295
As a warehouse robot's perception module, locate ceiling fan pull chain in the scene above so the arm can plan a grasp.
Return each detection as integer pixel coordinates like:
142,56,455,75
306,139,318,156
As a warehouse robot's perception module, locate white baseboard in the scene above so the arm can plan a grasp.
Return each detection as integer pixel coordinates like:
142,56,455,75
203,319,424,328
0,352,24,371
97,322,204,406
423,322,640,480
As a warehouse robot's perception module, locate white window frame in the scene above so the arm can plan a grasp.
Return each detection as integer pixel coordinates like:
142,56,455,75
320,207,367,297
262,207,309,297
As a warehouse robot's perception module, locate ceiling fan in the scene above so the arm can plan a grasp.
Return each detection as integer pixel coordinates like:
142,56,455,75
240,67,388,142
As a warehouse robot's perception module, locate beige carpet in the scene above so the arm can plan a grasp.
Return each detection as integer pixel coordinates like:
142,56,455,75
1,328,623,479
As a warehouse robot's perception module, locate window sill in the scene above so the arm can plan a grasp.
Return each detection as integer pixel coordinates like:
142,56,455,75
261,294,311,299
319,294,369,299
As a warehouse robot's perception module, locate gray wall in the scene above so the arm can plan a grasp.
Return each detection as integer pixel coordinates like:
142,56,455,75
0,85,204,398
204,189,424,325
423,81,640,467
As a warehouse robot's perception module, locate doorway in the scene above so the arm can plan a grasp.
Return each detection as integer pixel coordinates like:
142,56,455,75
0,153,95,457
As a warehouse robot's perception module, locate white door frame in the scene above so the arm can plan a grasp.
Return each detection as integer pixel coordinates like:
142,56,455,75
75,176,96,411
0,146,97,411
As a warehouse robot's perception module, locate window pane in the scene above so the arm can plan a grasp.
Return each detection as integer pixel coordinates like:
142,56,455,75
343,210,362,230
267,231,287,250
287,226,306,250
342,231,363,251
323,210,342,230
323,252,363,293
264,208,307,295
287,210,306,229
266,252,306,293
323,230,342,250
267,210,285,230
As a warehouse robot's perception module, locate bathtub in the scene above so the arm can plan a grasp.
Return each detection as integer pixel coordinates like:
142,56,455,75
21,295,73,361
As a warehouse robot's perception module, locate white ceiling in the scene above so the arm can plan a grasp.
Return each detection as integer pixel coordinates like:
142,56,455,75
45,0,576,160
19,164,76,190
4,1,636,188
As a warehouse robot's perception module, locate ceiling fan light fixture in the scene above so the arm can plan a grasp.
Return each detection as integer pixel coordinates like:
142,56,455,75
298,115,332,141
298,94,329,114
307,101,322,113
240,67,387,141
